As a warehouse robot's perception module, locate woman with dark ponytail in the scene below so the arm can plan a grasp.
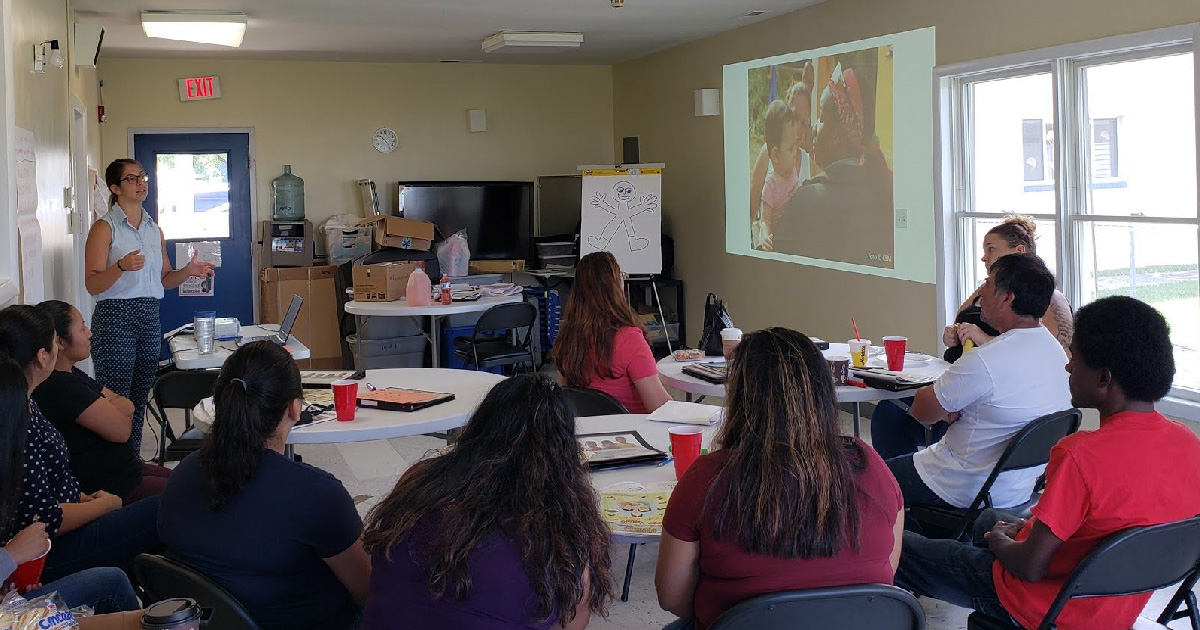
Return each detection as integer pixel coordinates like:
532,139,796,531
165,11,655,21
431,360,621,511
0,305,160,584
360,374,613,630
158,341,370,630
0,353,140,614
33,300,171,504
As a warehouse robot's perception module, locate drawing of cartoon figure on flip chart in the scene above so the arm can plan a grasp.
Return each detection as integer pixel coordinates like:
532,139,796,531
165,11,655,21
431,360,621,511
588,180,658,252
579,166,663,275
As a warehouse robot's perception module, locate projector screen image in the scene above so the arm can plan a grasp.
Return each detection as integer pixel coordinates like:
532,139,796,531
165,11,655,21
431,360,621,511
724,28,936,283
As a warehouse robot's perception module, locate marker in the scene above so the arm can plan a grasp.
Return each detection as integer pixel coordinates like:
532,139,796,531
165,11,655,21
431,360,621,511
657,457,674,467
845,379,868,388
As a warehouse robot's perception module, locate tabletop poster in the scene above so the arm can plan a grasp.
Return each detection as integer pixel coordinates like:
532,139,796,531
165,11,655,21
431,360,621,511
601,491,671,536
578,431,668,469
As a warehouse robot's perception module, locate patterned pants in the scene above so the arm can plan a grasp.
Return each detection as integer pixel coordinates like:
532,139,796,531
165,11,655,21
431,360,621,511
92,298,160,455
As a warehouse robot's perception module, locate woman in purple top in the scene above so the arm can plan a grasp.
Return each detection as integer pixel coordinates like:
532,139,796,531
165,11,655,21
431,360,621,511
361,374,614,630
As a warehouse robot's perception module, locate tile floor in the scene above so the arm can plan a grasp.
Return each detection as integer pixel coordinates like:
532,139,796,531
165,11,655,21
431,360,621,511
142,404,1199,630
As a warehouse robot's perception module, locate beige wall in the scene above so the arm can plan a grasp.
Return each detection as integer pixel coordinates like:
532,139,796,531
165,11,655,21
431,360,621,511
98,59,615,243
613,0,1200,354
11,0,98,304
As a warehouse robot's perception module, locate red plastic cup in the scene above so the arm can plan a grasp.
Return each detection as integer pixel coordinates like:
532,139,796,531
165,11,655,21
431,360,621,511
331,380,358,422
4,542,49,593
883,336,908,371
668,426,704,479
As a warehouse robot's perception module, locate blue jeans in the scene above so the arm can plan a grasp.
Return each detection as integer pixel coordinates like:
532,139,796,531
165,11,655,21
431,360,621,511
42,496,161,583
870,398,947,460
895,531,1018,625
26,567,140,614
886,455,953,508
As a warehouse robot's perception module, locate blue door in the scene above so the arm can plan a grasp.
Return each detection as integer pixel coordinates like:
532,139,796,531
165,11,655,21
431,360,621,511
133,133,253,336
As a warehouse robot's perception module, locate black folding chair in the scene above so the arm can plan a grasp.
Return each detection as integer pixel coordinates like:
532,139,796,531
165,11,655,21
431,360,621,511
709,584,925,630
563,387,629,417
908,408,1082,541
135,554,263,630
1157,563,1200,630
968,515,1200,630
561,387,638,599
149,370,219,464
453,302,537,373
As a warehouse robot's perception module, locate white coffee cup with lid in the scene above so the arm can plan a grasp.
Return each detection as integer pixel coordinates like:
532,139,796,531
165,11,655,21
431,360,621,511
720,327,743,361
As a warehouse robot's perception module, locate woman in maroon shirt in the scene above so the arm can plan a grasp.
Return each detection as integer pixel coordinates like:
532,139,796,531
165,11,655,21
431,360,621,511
655,328,904,630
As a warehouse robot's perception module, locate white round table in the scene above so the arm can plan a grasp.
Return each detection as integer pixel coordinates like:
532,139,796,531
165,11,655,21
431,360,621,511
194,368,506,444
344,295,523,369
581,412,719,601
656,343,952,437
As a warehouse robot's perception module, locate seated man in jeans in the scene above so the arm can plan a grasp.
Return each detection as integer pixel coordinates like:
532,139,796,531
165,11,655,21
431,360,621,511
888,253,1070,512
896,296,1200,630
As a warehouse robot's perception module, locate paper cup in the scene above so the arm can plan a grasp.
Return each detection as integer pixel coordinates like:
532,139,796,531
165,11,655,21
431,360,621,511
847,339,871,368
883,336,908,371
826,355,850,385
720,328,742,361
331,380,358,422
4,541,49,593
668,426,704,480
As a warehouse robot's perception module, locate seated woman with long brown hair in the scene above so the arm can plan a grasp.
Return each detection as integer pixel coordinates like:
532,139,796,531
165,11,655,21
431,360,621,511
360,374,613,630
655,328,903,630
552,251,671,413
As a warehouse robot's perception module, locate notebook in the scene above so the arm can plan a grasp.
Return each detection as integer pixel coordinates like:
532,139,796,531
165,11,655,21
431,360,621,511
356,387,455,412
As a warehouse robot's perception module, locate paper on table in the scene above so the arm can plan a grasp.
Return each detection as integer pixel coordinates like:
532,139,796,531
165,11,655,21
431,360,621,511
646,400,722,425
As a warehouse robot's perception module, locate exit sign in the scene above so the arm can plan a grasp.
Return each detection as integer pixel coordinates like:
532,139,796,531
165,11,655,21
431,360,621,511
178,76,222,102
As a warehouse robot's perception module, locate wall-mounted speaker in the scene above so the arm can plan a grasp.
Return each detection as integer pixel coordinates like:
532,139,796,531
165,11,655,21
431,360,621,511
622,136,640,164
74,23,104,68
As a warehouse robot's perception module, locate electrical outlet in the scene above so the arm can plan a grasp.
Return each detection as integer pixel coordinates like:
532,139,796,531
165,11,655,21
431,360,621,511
895,208,908,229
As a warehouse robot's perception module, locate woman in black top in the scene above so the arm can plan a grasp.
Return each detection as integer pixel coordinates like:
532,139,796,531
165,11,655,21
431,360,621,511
33,300,171,504
0,305,159,583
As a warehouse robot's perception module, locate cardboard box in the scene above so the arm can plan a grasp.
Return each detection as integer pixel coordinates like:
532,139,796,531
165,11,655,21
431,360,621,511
260,266,341,369
468,259,526,274
352,261,425,302
358,216,435,251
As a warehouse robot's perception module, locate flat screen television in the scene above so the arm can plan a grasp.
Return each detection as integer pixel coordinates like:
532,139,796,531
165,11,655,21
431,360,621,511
398,181,533,263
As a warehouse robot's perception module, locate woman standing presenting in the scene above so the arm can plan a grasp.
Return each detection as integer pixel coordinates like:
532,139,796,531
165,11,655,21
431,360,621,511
84,159,214,454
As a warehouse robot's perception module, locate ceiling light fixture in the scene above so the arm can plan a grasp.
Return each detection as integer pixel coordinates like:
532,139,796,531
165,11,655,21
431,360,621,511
481,31,584,53
141,11,248,47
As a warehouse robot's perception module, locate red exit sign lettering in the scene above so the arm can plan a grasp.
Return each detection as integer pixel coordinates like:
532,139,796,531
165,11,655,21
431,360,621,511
178,76,222,102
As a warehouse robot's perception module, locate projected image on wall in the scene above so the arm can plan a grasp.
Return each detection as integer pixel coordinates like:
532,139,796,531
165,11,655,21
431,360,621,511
747,48,894,267
724,28,935,283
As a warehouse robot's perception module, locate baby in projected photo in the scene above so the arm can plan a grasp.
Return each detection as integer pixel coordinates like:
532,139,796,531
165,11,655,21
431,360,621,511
751,75,815,251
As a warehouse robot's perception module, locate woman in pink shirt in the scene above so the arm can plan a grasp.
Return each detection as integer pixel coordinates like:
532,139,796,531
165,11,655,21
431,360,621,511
552,252,671,414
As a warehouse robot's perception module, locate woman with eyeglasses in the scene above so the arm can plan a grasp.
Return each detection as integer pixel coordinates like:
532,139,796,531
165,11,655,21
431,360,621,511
83,159,215,454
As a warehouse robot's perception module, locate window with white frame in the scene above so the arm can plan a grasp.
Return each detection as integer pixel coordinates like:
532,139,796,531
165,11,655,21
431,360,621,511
939,26,1200,404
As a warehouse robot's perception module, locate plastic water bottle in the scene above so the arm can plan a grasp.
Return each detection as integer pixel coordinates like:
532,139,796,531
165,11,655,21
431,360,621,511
271,165,305,220
406,267,433,306
194,311,217,355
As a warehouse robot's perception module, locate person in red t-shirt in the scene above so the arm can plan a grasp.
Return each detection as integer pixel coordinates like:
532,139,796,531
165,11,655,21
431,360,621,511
656,328,903,630
896,296,1200,630
552,251,671,414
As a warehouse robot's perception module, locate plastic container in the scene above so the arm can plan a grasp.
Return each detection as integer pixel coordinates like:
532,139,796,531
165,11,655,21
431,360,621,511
271,165,305,220
141,597,205,629
439,275,452,305
346,334,427,369
406,267,433,306
193,311,217,355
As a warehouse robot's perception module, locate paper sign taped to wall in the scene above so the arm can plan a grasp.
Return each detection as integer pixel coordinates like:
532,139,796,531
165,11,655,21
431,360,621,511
175,241,222,267
15,128,37,219
179,275,214,297
17,216,43,303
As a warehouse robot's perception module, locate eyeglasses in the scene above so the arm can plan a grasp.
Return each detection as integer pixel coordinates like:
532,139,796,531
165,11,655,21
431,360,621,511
120,173,149,184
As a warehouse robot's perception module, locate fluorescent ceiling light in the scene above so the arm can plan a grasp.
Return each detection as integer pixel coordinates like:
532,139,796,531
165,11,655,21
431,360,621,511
482,31,584,53
141,11,248,47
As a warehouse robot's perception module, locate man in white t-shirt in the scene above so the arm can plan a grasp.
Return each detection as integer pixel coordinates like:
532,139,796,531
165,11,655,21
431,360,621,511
888,253,1070,511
